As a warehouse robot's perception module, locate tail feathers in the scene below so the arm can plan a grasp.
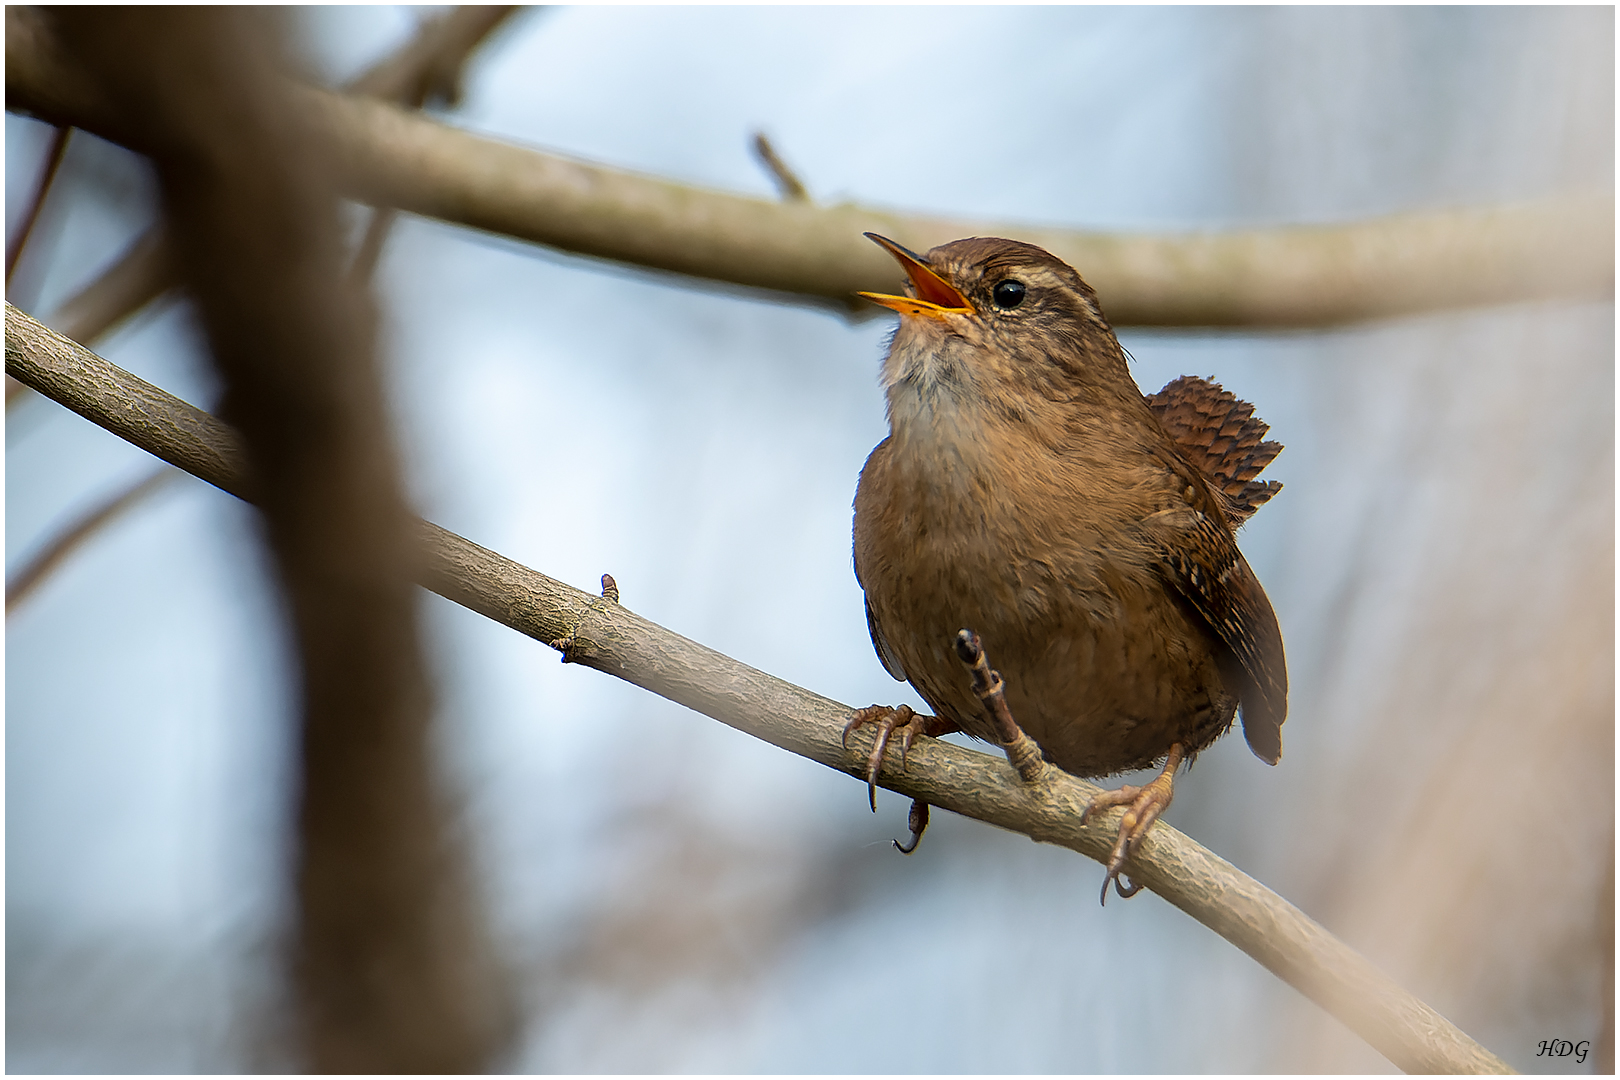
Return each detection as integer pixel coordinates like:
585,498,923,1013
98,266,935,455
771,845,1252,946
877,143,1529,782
1240,693,1283,765
1147,375,1283,524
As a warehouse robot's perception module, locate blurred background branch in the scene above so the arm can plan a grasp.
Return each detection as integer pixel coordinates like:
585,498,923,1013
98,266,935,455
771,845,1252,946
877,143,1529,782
7,5,1610,332
5,123,70,286
3,6,527,641
14,5,524,354
5,302,1514,1075
5,465,178,614
751,131,811,203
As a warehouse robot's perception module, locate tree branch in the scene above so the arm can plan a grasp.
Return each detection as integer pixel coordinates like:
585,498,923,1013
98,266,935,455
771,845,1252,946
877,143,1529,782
23,5,525,348
8,5,1609,329
45,225,173,350
319,96,1620,325
4,302,1515,1076
6,464,179,614
5,124,71,286
751,131,811,202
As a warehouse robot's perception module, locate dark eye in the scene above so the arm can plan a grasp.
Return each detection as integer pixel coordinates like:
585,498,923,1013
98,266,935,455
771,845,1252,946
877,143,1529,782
992,279,1026,310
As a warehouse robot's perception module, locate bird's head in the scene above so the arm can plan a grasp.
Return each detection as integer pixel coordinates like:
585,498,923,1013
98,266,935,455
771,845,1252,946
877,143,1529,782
859,233,1132,434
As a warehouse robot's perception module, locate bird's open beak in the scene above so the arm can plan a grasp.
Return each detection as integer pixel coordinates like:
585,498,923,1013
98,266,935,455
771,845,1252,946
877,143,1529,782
859,233,972,318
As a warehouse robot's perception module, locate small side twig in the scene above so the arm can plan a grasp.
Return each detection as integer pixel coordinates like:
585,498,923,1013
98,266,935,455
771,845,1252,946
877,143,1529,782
6,124,71,287
549,572,621,659
46,225,174,347
6,465,178,613
750,131,810,203
347,6,525,283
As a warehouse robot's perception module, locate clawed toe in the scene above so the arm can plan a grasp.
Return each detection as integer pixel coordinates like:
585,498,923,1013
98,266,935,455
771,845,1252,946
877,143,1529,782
893,798,929,854
843,704,919,811
1081,743,1185,905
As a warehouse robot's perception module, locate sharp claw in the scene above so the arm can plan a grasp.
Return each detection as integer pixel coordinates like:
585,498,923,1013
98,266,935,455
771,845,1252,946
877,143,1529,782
896,721,919,769
1100,834,1129,906
866,721,895,812
1083,746,1184,905
893,799,929,854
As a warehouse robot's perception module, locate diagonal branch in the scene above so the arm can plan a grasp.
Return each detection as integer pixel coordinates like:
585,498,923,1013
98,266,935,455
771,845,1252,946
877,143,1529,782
6,465,179,614
7,5,1611,330
4,302,1515,1076
5,124,71,286
751,131,810,203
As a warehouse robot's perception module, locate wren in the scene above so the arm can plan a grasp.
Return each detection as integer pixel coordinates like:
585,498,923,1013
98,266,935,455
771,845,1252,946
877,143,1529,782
846,233,1287,900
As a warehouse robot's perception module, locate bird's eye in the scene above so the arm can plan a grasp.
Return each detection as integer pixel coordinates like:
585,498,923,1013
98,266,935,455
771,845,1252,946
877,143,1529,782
992,279,1026,310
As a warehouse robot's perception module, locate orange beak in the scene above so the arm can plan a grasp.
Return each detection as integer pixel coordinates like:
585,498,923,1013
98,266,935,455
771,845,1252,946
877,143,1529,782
859,233,972,319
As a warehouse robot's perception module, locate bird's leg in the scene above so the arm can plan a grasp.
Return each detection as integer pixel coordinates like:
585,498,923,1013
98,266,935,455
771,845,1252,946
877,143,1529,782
842,704,959,812
954,630,1049,783
1080,742,1186,904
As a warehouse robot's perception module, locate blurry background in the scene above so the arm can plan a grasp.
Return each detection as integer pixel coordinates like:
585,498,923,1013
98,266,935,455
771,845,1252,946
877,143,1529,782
6,6,1612,1072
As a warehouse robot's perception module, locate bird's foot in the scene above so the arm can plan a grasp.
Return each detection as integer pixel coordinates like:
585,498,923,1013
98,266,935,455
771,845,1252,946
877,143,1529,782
954,629,1048,783
842,704,956,812
842,705,956,853
1080,742,1186,904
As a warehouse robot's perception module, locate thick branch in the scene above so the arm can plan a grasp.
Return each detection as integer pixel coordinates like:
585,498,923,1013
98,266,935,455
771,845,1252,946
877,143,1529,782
7,5,1610,328
304,91,1616,326
5,303,1514,1075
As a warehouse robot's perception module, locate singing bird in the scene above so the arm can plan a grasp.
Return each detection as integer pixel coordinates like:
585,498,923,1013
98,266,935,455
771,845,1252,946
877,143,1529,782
846,233,1287,900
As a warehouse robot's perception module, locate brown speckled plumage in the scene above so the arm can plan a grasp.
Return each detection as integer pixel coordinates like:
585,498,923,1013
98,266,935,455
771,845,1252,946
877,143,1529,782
852,236,1287,783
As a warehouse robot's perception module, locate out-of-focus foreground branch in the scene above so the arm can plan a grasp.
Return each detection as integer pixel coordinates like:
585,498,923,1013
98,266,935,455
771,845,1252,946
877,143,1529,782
5,303,1516,1076
6,5,1610,330
45,11,506,1073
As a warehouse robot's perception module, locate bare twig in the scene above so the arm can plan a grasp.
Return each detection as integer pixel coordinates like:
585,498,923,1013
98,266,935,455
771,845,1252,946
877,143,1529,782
751,131,810,202
48,11,506,1072
8,6,1610,329
347,6,522,106
347,7,523,283
5,302,1517,1076
5,124,71,286
48,225,174,346
6,466,178,613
